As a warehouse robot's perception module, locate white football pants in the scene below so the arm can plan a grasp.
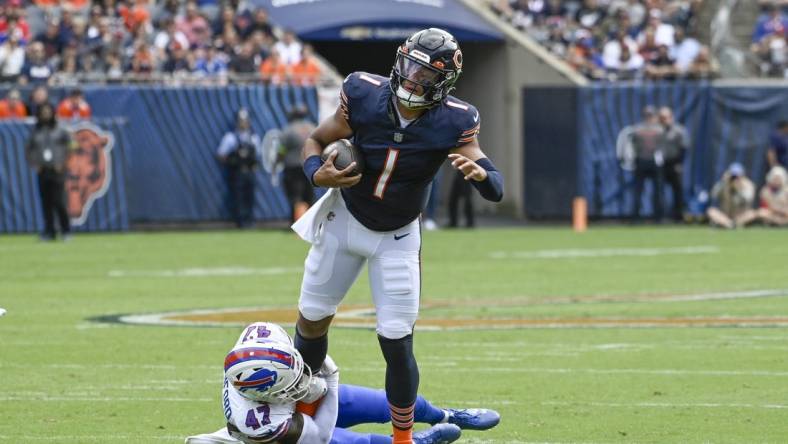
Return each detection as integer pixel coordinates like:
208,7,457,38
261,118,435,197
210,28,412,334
298,196,421,339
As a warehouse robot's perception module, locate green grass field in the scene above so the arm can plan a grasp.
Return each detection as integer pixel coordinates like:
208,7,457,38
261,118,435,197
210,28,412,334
1,227,787,443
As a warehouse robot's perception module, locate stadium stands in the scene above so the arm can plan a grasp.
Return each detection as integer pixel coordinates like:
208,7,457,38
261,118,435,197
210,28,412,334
0,0,323,86
487,0,719,81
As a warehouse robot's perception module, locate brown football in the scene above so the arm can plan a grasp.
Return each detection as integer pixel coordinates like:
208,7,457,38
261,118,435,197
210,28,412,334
321,139,364,176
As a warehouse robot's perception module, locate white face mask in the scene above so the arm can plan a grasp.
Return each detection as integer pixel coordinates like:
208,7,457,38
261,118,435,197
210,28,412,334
396,85,428,108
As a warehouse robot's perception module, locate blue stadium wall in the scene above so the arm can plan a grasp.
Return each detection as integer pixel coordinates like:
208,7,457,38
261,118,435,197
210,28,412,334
524,82,788,219
0,85,318,233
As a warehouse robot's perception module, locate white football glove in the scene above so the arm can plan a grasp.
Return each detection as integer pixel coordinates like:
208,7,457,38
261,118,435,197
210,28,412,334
320,355,339,377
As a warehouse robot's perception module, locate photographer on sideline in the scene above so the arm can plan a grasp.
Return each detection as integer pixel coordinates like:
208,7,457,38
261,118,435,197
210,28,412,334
706,163,755,229
217,108,261,228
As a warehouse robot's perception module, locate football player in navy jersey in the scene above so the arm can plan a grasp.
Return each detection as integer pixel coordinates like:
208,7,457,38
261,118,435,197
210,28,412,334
294,28,504,444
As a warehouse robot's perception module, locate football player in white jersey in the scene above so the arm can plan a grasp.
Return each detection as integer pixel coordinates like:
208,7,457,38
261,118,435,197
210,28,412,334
185,322,500,444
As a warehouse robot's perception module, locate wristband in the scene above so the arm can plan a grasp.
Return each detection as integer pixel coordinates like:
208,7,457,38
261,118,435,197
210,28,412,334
303,155,323,187
471,157,504,202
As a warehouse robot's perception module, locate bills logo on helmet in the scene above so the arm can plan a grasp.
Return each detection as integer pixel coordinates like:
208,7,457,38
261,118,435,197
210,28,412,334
232,367,278,394
65,122,114,226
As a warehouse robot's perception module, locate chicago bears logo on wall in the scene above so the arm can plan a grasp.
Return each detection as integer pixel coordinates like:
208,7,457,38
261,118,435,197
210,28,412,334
65,123,114,226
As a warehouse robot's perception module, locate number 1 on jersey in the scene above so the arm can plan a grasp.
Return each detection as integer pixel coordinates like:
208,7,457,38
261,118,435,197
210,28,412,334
373,148,399,200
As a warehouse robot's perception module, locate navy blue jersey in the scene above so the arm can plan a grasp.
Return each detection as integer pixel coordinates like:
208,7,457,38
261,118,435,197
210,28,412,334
339,72,480,231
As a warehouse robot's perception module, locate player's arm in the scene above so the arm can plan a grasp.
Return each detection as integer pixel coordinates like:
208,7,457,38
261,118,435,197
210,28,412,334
301,105,360,188
449,138,504,202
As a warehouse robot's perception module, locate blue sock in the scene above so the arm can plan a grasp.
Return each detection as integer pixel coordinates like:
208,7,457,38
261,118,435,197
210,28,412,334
330,427,391,444
414,394,446,425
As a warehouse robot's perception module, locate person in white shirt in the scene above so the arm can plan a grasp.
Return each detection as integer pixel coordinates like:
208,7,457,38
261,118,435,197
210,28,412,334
273,30,302,66
671,27,701,73
0,34,25,82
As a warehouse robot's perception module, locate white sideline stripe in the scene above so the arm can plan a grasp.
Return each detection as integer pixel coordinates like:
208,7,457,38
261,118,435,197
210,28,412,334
342,366,788,377
0,436,182,442
544,401,788,410
490,246,720,259
2,362,786,377
107,266,301,278
0,396,213,402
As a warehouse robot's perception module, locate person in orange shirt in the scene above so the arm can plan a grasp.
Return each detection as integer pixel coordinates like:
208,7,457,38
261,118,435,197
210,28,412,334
290,44,321,86
56,89,91,120
259,51,289,84
0,88,27,119
118,0,150,34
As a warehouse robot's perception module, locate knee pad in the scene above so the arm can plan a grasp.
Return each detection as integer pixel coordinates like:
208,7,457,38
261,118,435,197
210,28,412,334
298,291,339,322
376,257,419,339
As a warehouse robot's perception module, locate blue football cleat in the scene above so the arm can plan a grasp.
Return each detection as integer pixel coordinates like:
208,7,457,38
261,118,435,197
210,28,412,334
445,408,501,430
413,424,462,444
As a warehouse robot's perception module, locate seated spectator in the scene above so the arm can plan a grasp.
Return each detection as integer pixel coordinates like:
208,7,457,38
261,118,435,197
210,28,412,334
767,120,788,168
0,89,27,120
752,32,786,77
274,29,302,65
638,9,675,49
645,44,677,79
752,3,787,45
35,19,64,59
57,88,91,120
0,0,30,43
706,163,756,229
603,29,639,69
130,40,155,75
229,40,258,75
193,44,228,79
240,8,274,40
177,1,211,48
638,27,660,63
607,42,644,80
213,6,239,37
291,44,321,86
575,0,607,29
686,45,719,79
671,27,701,74
754,166,788,226
162,42,192,74
259,50,288,84
0,33,25,83
566,32,605,79
119,0,152,35
154,18,190,62
27,85,50,116
20,42,54,85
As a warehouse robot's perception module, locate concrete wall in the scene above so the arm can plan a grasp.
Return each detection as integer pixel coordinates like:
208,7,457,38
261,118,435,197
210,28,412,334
459,18,582,217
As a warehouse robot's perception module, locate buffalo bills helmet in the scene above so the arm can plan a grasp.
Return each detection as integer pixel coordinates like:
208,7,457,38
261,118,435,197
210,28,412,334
224,341,312,403
235,322,293,347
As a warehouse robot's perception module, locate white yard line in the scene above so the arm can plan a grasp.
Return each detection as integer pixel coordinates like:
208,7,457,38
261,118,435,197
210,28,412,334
342,366,788,377
0,396,213,402
0,436,183,442
490,246,720,259
107,266,301,278
543,401,788,410
4,362,783,377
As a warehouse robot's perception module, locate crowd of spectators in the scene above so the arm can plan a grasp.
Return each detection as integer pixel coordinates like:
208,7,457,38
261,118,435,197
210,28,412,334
0,0,322,86
490,0,718,81
751,0,787,78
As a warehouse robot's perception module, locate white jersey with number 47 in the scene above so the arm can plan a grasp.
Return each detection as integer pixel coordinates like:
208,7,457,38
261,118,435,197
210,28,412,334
222,378,295,443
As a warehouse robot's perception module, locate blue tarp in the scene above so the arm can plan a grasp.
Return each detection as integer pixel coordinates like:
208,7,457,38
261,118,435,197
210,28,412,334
576,83,788,218
0,85,319,233
253,0,504,41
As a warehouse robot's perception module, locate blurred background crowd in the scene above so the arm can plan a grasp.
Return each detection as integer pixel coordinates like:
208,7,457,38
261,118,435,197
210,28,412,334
0,0,323,87
489,0,787,80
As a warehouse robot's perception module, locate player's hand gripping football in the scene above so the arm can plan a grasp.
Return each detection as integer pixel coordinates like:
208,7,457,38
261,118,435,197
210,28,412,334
313,150,362,188
448,153,488,181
